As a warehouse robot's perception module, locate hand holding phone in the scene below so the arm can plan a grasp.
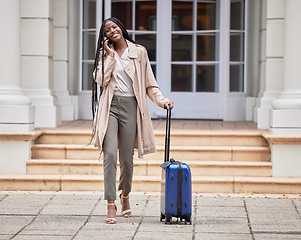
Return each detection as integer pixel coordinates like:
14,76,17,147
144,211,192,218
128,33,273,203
103,37,114,57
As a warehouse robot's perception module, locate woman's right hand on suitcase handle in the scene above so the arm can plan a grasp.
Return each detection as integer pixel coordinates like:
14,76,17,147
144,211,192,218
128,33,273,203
164,101,174,109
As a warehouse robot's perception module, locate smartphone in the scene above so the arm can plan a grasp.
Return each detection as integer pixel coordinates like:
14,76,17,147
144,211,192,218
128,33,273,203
107,40,112,48
103,35,112,48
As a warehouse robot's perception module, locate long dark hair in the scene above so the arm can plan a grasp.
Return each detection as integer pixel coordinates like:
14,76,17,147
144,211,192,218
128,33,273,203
91,17,137,119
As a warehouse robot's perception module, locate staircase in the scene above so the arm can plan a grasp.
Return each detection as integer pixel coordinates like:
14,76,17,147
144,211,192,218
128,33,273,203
1,125,301,193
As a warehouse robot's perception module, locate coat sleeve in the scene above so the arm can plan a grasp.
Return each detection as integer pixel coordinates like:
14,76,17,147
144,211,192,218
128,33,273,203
143,49,169,109
93,52,116,87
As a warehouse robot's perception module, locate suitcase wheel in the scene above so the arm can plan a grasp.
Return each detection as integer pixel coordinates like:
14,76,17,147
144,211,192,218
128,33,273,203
160,213,165,222
183,216,192,225
165,216,172,225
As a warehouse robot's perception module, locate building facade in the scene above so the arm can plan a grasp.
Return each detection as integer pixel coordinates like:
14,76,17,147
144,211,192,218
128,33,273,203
0,0,301,177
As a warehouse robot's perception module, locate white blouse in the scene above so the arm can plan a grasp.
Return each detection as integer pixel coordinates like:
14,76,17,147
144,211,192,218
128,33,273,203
114,48,135,97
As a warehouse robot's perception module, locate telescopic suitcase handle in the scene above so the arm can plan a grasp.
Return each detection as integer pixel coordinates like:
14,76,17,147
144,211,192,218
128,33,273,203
164,104,172,163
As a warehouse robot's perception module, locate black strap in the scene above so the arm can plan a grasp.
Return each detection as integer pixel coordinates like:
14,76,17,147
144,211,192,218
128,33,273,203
177,162,183,217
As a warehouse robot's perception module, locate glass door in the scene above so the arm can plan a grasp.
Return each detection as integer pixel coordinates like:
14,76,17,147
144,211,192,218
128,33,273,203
153,0,222,119
79,0,97,119
230,0,245,92
169,0,222,119
154,0,246,119
224,0,246,121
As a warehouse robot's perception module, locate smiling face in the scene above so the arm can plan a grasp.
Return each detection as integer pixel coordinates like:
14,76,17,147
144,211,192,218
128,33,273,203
104,20,124,43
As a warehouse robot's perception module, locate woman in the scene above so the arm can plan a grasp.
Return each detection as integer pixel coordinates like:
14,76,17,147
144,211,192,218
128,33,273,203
91,17,173,224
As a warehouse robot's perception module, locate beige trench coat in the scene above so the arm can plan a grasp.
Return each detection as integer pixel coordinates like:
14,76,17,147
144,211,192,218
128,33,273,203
92,40,169,158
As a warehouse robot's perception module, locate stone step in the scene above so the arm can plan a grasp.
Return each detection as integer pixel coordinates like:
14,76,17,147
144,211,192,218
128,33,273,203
36,130,268,147
26,159,272,177
155,131,268,147
1,174,301,194
31,144,270,162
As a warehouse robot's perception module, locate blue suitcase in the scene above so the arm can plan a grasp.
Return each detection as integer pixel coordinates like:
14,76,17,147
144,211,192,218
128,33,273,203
160,106,192,224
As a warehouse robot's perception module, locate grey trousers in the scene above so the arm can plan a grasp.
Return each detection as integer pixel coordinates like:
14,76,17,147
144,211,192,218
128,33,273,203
103,95,137,200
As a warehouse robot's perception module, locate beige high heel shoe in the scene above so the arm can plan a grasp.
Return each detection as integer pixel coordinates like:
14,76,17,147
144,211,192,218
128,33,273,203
106,203,117,224
120,194,131,218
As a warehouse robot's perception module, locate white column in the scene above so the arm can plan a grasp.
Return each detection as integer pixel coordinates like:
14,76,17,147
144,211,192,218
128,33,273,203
21,0,61,128
271,0,301,134
245,0,261,122
53,0,75,121
0,0,34,131
254,0,266,123
268,0,301,178
256,0,284,129
0,0,35,175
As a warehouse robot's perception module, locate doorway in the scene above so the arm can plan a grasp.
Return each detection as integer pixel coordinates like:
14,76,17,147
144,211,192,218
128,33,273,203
79,0,246,120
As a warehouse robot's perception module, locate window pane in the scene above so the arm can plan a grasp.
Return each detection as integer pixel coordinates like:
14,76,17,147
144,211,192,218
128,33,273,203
231,0,244,30
230,64,244,92
172,0,193,31
151,64,156,79
172,35,192,61
171,65,192,92
82,31,96,60
197,34,217,61
196,65,217,92
83,0,96,29
230,32,244,61
135,34,156,61
136,0,156,31
112,1,132,30
197,0,217,30
82,62,94,90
